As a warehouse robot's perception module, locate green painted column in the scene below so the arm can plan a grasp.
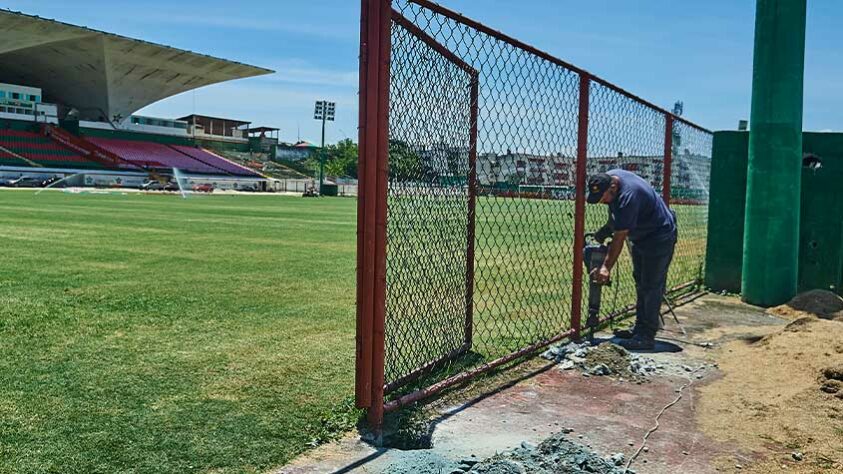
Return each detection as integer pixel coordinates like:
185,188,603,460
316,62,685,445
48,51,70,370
742,0,807,306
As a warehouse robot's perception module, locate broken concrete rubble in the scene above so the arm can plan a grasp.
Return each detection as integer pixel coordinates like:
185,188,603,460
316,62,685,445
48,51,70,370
541,341,710,381
466,431,629,474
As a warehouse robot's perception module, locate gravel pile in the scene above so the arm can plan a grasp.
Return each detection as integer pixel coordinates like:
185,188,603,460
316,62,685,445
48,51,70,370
542,341,712,381
461,432,630,474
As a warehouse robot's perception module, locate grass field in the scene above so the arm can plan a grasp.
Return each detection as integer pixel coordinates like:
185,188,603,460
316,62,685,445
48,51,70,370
0,189,706,473
0,190,358,474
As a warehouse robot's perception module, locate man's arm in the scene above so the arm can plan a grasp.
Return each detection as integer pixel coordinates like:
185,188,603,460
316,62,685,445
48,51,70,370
593,208,614,243
592,229,629,284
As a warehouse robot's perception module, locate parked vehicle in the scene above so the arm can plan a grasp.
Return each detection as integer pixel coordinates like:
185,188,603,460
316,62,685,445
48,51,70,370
5,176,44,187
141,180,165,191
142,180,178,191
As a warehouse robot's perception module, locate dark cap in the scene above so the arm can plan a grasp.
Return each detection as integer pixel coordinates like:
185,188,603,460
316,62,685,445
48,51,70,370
586,173,612,204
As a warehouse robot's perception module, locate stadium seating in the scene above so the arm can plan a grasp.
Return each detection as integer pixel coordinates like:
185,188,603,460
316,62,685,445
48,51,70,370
169,145,259,176
0,129,105,169
0,147,29,167
0,127,264,178
86,137,223,174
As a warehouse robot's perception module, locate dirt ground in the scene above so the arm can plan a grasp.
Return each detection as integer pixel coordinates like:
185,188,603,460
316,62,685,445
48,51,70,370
699,291,843,473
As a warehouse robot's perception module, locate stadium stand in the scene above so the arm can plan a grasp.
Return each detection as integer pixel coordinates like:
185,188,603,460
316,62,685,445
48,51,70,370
0,10,274,188
42,125,136,170
0,146,29,167
0,125,266,178
0,129,105,169
169,145,259,176
87,137,226,174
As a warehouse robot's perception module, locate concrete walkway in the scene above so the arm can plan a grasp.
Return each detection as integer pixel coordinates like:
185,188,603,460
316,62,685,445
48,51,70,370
279,295,786,474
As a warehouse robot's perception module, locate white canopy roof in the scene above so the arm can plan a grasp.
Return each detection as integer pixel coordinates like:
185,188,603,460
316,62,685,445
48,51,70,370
0,9,273,122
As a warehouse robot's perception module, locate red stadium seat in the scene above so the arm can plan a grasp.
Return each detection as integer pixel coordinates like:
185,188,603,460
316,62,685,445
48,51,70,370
0,129,104,169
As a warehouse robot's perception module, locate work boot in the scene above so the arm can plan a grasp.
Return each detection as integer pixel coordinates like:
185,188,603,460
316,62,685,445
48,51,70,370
613,327,637,339
617,335,655,351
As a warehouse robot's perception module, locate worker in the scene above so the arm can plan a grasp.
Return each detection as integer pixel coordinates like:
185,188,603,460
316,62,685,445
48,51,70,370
586,170,677,350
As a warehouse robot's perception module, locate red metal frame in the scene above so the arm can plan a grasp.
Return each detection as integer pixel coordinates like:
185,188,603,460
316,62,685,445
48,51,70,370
368,0,392,430
662,115,674,206
384,327,577,412
356,0,391,427
392,11,478,76
392,8,483,356
465,77,479,349
384,342,470,394
570,74,591,338
373,9,481,396
355,0,373,409
383,282,705,414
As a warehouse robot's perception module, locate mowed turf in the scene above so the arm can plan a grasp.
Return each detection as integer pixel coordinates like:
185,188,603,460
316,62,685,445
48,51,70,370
0,190,358,474
0,190,706,473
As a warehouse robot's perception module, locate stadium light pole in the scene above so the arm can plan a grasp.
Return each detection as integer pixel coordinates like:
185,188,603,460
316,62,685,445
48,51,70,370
314,100,336,194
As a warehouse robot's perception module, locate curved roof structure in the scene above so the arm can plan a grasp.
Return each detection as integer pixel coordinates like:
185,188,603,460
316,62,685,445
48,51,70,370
0,9,273,122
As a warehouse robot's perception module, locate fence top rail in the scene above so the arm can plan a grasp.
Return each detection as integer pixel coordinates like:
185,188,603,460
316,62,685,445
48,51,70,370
392,9,479,78
406,0,712,135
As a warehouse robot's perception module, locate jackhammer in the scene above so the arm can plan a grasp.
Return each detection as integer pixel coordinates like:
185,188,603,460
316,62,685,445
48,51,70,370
583,233,610,341
583,233,686,341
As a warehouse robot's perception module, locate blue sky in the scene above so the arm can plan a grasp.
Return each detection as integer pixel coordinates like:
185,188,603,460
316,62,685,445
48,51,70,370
3,1,840,143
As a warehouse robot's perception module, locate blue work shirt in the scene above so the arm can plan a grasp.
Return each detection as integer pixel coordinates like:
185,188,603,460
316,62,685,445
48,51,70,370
606,169,676,252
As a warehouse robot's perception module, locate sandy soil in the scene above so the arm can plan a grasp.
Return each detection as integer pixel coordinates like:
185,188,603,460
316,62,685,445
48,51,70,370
698,315,843,473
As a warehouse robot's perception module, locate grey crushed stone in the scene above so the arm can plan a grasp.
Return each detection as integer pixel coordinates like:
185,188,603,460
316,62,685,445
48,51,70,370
541,341,712,380
467,431,629,474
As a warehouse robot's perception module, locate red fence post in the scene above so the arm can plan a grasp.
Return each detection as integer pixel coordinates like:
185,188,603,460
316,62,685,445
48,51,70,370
355,0,373,410
662,114,674,206
365,0,392,431
464,76,479,349
570,73,591,338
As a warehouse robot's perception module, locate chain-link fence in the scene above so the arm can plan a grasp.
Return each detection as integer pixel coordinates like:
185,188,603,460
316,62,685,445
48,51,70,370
667,121,712,292
357,0,713,427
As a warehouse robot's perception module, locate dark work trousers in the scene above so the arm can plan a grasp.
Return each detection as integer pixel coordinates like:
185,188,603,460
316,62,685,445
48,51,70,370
629,235,676,340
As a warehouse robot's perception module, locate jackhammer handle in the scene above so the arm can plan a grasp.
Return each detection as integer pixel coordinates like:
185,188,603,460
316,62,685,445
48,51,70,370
588,270,612,286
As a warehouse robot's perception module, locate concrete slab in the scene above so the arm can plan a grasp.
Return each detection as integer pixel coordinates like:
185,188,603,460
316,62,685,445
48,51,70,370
279,295,786,474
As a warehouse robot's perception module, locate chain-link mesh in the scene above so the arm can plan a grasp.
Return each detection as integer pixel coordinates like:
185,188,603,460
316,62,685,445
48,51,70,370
582,82,669,317
667,121,712,291
379,0,712,395
385,16,475,386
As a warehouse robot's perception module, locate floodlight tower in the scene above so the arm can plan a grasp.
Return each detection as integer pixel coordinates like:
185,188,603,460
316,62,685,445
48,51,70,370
314,100,336,194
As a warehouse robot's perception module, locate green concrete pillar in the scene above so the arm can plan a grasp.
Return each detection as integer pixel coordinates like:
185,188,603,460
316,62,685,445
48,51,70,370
705,131,748,294
742,0,807,306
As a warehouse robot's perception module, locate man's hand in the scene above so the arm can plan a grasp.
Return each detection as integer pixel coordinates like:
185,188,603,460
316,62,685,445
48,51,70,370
590,264,611,285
